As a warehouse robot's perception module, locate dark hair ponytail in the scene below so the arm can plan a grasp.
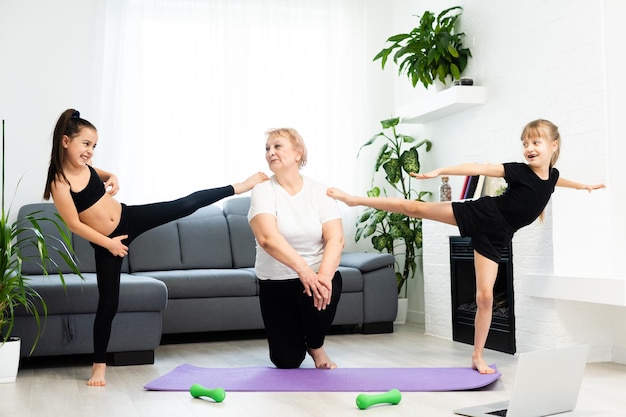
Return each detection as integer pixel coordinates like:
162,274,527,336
43,109,97,200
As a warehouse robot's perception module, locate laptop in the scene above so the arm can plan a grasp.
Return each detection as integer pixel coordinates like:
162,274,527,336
454,345,589,417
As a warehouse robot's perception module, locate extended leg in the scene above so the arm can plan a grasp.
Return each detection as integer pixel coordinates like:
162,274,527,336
327,188,457,225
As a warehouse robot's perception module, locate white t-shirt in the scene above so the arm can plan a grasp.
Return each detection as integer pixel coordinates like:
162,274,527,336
248,175,341,281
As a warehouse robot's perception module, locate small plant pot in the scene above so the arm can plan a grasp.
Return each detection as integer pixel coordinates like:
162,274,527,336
0,337,21,383
394,298,409,325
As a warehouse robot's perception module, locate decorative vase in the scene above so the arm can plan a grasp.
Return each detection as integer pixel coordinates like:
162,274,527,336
0,337,21,383
394,297,408,325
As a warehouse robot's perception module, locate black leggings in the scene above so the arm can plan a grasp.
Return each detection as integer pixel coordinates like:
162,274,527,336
90,186,234,363
258,271,342,369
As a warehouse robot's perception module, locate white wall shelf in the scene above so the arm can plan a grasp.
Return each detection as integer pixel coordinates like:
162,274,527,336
526,273,626,306
399,85,487,123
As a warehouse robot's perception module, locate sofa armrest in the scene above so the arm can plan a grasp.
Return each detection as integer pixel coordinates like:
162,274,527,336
340,252,395,272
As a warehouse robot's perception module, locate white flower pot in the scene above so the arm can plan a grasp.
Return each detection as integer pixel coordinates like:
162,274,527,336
0,337,21,383
394,298,408,325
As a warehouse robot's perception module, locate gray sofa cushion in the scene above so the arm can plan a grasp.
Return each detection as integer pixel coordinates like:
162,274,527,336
337,266,364,293
13,273,167,315
222,197,256,268
129,205,233,271
133,268,258,298
338,252,396,272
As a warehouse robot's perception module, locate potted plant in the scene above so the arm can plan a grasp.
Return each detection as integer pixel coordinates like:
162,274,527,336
355,117,432,298
373,6,472,89
0,119,82,382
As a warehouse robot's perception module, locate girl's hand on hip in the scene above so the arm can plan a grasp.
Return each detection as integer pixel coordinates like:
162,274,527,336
108,235,129,257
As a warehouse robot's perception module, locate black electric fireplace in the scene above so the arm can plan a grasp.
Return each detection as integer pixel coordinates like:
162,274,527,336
449,236,516,354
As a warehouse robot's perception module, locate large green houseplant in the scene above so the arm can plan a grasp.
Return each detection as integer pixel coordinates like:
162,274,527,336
373,6,472,89
1,120,82,355
355,117,432,294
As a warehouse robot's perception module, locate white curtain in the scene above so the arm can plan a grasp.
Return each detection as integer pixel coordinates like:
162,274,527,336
97,0,389,205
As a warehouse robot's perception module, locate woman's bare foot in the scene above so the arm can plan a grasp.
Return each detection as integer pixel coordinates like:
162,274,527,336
472,354,496,374
87,363,107,386
307,347,337,369
233,172,269,194
326,187,357,206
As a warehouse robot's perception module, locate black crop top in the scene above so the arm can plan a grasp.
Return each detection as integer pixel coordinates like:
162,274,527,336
70,165,106,213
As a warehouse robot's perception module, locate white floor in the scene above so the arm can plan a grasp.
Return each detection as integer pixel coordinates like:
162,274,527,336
2,323,624,417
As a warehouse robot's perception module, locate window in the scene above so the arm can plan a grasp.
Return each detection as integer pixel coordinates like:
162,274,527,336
99,0,388,204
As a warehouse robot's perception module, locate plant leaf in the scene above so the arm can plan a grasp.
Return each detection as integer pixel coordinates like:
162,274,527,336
380,117,400,129
382,158,401,184
400,147,420,174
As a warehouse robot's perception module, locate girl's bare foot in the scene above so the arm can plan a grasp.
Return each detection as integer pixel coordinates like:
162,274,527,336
472,355,496,374
307,347,337,369
326,187,357,206
233,172,269,194
87,363,107,386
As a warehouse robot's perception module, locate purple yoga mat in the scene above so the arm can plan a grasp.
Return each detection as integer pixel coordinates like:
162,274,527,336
144,364,500,392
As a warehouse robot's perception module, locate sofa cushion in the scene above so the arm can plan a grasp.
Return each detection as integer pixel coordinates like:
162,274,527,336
340,252,396,272
13,273,167,315
129,205,233,272
222,197,256,268
337,267,364,293
133,268,258,299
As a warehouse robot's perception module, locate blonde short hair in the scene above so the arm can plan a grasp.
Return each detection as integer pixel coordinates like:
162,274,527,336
265,128,308,169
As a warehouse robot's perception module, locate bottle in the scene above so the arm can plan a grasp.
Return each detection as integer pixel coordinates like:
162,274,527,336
439,176,451,202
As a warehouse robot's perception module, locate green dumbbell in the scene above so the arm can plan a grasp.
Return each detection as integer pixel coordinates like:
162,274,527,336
189,383,226,403
355,388,402,410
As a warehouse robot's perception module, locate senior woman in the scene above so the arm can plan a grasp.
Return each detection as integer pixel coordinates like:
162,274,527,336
248,128,345,369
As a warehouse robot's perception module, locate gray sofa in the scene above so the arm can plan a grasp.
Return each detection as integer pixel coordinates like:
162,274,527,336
13,197,397,364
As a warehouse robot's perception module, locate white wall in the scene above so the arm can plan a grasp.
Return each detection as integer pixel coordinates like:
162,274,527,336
389,0,624,362
0,1,105,215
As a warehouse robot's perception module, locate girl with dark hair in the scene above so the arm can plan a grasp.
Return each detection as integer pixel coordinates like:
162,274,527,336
327,119,605,374
44,109,268,386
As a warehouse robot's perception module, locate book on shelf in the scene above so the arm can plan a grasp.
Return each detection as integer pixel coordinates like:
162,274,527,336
473,175,486,199
460,175,471,199
463,175,480,200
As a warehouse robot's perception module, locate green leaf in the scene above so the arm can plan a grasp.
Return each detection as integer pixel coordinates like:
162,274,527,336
400,147,420,174
380,117,400,129
357,133,384,157
367,187,381,198
363,223,379,239
447,44,459,58
382,158,401,184
450,62,461,80
387,33,412,43
372,234,393,253
374,143,391,172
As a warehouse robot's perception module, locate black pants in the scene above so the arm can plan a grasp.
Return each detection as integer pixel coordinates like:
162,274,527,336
258,271,342,369
90,186,233,363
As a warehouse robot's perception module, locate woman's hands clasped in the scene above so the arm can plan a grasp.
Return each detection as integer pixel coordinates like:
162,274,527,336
299,268,333,311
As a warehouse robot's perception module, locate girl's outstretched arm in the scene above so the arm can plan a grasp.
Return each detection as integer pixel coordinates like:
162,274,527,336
556,177,606,192
411,163,505,179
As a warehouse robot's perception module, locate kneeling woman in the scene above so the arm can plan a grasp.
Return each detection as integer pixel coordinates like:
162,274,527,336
248,128,344,369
